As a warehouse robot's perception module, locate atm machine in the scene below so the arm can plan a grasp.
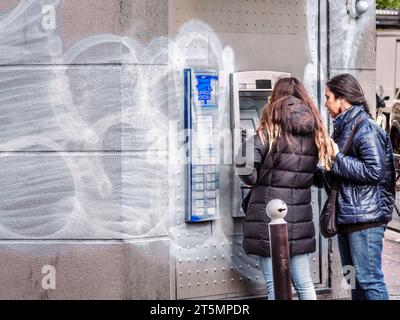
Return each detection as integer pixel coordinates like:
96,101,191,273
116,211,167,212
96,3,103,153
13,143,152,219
231,71,291,218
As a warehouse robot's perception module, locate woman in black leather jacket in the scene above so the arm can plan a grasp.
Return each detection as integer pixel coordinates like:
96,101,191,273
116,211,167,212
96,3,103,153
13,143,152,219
326,73,396,300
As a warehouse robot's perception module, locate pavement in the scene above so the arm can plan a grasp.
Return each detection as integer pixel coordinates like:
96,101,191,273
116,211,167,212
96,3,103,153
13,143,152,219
383,228,400,300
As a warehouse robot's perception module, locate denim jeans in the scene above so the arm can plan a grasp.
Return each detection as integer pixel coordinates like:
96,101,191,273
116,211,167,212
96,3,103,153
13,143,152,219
338,225,389,300
259,253,317,300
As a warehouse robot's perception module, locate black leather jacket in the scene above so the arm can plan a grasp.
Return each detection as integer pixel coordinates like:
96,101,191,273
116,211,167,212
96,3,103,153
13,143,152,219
331,105,396,225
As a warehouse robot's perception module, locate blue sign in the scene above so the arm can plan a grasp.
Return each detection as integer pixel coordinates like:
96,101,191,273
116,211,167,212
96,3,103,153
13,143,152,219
195,74,218,105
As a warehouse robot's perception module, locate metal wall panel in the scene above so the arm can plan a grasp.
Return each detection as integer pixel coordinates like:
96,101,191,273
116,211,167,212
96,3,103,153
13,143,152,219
169,0,323,299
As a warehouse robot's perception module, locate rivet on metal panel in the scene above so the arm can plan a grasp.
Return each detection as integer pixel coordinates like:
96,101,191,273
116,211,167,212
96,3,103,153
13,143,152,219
204,232,208,236
186,245,190,249
187,258,191,263
222,279,226,284
195,232,198,237
177,234,181,238
230,266,234,270
213,256,217,260
204,244,208,248
179,259,182,263
188,270,191,275
205,281,209,285
247,264,250,269
313,258,316,262
197,282,200,287
313,270,316,273
221,255,225,259
196,270,200,274
239,277,243,281
247,277,251,281
177,196,180,200
255,263,259,268
230,242,233,246
177,221,181,225
221,242,225,247
186,233,190,237
188,283,191,287
239,265,242,269
214,268,217,272
205,256,208,261
195,245,199,249
239,253,242,257
205,269,209,273
196,257,200,262
213,243,216,247
222,267,225,272
230,254,233,258
179,284,183,288
214,280,217,285
231,278,234,282
179,272,182,276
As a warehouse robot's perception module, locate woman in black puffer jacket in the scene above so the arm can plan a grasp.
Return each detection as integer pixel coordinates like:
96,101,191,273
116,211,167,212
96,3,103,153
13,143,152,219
235,77,333,300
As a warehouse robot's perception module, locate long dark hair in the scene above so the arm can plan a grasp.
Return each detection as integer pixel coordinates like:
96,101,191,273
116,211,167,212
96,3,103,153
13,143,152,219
257,77,333,170
325,73,373,118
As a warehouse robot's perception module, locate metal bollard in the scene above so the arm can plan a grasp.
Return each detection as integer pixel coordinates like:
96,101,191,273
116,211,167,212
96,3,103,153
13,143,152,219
266,199,292,300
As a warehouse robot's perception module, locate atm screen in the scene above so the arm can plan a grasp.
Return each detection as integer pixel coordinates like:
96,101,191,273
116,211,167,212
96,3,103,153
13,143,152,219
238,91,271,140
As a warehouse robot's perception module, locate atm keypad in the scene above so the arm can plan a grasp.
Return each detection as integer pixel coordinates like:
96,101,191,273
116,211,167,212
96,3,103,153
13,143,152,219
191,165,218,216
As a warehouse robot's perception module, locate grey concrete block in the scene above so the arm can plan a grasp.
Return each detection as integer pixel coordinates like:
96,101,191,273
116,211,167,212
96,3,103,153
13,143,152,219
121,65,169,151
329,0,376,70
0,66,122,151
0,240,170,299
0,153,168,239
0,65,170,152
122,239,170,299
120,0,168,64
0,0,168,65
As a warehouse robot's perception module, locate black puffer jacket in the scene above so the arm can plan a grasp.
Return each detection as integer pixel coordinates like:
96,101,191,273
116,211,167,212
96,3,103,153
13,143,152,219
235,96,319,257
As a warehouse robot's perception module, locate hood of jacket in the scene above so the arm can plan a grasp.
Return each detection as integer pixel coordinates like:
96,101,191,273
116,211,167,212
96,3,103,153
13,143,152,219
282,96,315,135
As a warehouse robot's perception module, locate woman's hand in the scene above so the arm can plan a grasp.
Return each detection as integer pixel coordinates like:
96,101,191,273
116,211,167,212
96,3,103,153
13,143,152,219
330,138,339,159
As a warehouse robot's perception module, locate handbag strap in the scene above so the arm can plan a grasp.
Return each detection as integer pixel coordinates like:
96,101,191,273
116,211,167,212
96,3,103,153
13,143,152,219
332,117,365,189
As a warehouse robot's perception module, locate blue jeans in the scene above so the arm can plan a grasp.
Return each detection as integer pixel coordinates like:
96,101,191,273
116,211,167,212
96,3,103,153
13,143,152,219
259,253,317,300
338,225,389,300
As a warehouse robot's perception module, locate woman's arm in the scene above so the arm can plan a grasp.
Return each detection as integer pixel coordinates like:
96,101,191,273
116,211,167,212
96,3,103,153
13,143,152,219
331,122,386,184
234,132,268,186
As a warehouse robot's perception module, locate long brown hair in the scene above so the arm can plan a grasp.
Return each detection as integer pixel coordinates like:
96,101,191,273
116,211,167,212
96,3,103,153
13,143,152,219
257,77,334,170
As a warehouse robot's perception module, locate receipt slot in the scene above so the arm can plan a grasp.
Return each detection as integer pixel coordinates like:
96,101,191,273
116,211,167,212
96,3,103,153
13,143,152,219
184,68,220,222
231,71,291,218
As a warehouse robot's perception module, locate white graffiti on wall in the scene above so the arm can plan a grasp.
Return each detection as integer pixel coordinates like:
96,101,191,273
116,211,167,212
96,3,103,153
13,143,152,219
0,0,170,239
